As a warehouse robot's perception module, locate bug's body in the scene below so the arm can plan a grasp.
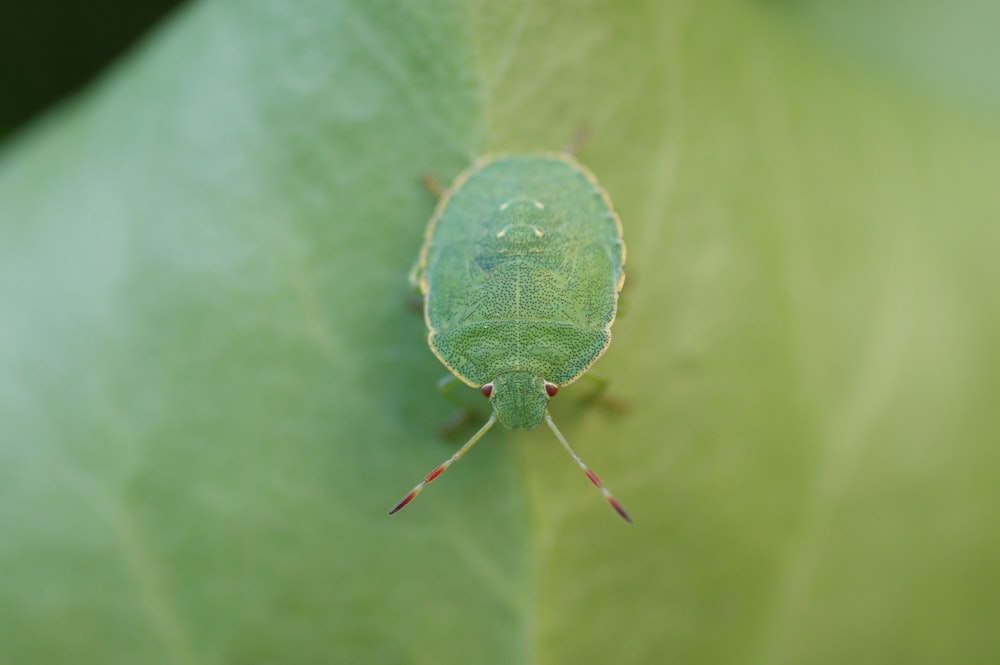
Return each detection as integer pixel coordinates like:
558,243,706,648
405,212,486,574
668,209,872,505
415,154,625,429
392,153,630,521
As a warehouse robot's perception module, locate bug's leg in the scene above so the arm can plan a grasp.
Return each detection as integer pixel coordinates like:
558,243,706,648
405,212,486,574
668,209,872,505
583,372,609,396
437,375,477,437
389,414,497,515
422,172,446,198
437,374,468,405
562,125,591,156
406,260,426,312
580,373,628,413
544,412,631,523
408,260,422,291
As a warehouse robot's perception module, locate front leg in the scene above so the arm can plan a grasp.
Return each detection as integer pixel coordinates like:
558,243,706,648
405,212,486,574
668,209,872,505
579,372,628,413
436,375,478,437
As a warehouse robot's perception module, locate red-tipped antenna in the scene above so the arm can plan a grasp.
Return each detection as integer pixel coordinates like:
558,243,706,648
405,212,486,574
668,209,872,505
389,414,497,515
544,412,632,523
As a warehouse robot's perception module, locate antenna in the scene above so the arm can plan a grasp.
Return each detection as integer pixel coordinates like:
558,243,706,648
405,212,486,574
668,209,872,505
388,414,497,515
545,412,632,523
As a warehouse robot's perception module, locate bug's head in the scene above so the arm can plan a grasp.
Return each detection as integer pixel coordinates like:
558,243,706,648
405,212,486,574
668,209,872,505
481,372,558,431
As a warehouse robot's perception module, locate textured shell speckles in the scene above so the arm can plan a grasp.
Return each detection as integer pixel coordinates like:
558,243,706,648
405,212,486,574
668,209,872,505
414,153,626,389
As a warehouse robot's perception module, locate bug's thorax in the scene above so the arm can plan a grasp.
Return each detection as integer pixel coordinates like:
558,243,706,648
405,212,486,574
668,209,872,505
487,372,552,431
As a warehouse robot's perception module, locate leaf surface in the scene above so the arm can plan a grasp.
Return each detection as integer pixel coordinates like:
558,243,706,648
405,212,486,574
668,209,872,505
2,1,999,663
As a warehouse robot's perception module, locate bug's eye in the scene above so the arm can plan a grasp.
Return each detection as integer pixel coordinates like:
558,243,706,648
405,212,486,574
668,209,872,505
544,382,558,397
481,383,494,398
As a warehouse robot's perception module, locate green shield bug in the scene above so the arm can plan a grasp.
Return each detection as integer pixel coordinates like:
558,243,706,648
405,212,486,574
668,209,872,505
390,153,630,522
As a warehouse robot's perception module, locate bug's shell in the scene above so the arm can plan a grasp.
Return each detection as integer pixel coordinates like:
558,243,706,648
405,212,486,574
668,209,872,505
413,153,625,389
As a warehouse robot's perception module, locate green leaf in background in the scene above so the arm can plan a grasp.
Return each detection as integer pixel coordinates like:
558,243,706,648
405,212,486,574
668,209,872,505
2,1,999,663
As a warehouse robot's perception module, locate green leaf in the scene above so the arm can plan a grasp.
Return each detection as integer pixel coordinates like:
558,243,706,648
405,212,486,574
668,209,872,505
3,1,999,663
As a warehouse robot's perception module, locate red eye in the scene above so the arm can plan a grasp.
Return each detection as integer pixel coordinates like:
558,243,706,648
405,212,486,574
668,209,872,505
481,383,494,398
544,382,558,397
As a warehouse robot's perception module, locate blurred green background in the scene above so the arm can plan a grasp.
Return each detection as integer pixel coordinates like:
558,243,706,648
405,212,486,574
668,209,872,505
2,1,999,663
